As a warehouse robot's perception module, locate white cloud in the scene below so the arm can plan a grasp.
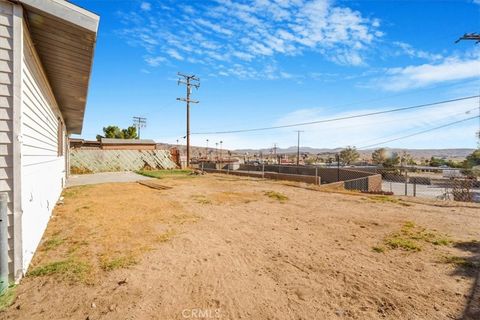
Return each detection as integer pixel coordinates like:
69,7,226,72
145,56,167,67
140,2,151,11
373,53,480,91
393,41,443,61
166,49,184,61
118,0,383,78
195,18,233,36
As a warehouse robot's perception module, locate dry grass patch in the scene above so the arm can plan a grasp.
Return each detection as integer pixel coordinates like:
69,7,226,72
0,285,17,312
40,235,65,251
137,169,194,179
28,183,196,284
28,259,92,283
264,190,289,202
368,195,411,207
192,194,212,205
375,221,452,252
212,191,258,204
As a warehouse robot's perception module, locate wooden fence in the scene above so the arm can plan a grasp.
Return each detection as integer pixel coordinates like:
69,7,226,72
70,149,177,173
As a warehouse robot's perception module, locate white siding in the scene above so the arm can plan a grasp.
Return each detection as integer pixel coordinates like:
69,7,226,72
20,24,66,271
0,0,14,282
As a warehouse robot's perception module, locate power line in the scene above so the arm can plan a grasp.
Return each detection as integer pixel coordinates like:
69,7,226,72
359,115,479,149
191,95,479,135
353,106,479,147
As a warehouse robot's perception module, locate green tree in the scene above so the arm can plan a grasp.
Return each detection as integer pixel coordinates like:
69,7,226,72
103,125,123,138
429,156,444,167
372,148,400,167
100,125,138,139
465,149,480,168
339,146,360,165
122,126,138,139
400,151,416,166
384,153,400,168
371,148,388,165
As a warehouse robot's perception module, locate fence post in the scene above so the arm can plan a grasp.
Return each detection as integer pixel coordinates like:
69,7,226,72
413,180,416,197
0,192,9,294
404,169,408,196
262,163,265,179
201,161,204,173
315,167,318,185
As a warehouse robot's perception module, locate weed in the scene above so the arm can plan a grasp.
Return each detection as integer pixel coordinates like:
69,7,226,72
41,237,64,251
381,221,452,252
192,195,212,205
0,284,16,312
28,259,91,282
264,191,288,202
62,185,92,198
403,221,415,229
369,196,411,207
137,169,193,179
431,237,452,246
372,246,386,253
385,237,422,251
156,229,176,243
101,255,137,271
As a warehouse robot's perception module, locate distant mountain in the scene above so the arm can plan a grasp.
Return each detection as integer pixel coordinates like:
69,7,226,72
234,147,475,160
156,142,475,160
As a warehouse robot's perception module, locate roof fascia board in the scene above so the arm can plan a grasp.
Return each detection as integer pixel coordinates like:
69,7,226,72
19,0,99,33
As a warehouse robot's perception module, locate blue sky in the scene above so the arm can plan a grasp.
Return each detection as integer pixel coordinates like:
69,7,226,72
72,0,480,150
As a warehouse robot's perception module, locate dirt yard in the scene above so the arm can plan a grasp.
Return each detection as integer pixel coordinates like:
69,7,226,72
1,173,479,320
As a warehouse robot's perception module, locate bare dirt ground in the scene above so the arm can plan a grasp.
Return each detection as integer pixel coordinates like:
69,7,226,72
1,173,479,320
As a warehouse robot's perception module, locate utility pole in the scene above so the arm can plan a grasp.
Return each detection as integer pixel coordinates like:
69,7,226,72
456,33,480,146
176,72,200,167
295,130,303,166
132,116,146,139
206,139,209,161
220,141,223,161
273,143,277,164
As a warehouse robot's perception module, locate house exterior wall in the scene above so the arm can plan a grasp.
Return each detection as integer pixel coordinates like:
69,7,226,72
20,20,66,272
0,0,15,282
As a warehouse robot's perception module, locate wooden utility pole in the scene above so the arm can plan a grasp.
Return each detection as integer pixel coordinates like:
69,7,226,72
132,116,146,139
295,130,303,166
176,72,200,167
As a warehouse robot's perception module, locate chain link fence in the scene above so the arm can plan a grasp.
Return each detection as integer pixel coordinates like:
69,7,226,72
377,167,480,202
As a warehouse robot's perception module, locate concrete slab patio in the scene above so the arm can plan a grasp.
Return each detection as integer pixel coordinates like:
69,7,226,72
66,171,153,187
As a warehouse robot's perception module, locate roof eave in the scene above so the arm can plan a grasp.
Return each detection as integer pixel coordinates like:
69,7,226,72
19,0,99,134
19,0,99,33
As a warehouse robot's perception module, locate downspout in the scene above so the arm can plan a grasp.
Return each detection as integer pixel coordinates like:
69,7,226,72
0,192,9,293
